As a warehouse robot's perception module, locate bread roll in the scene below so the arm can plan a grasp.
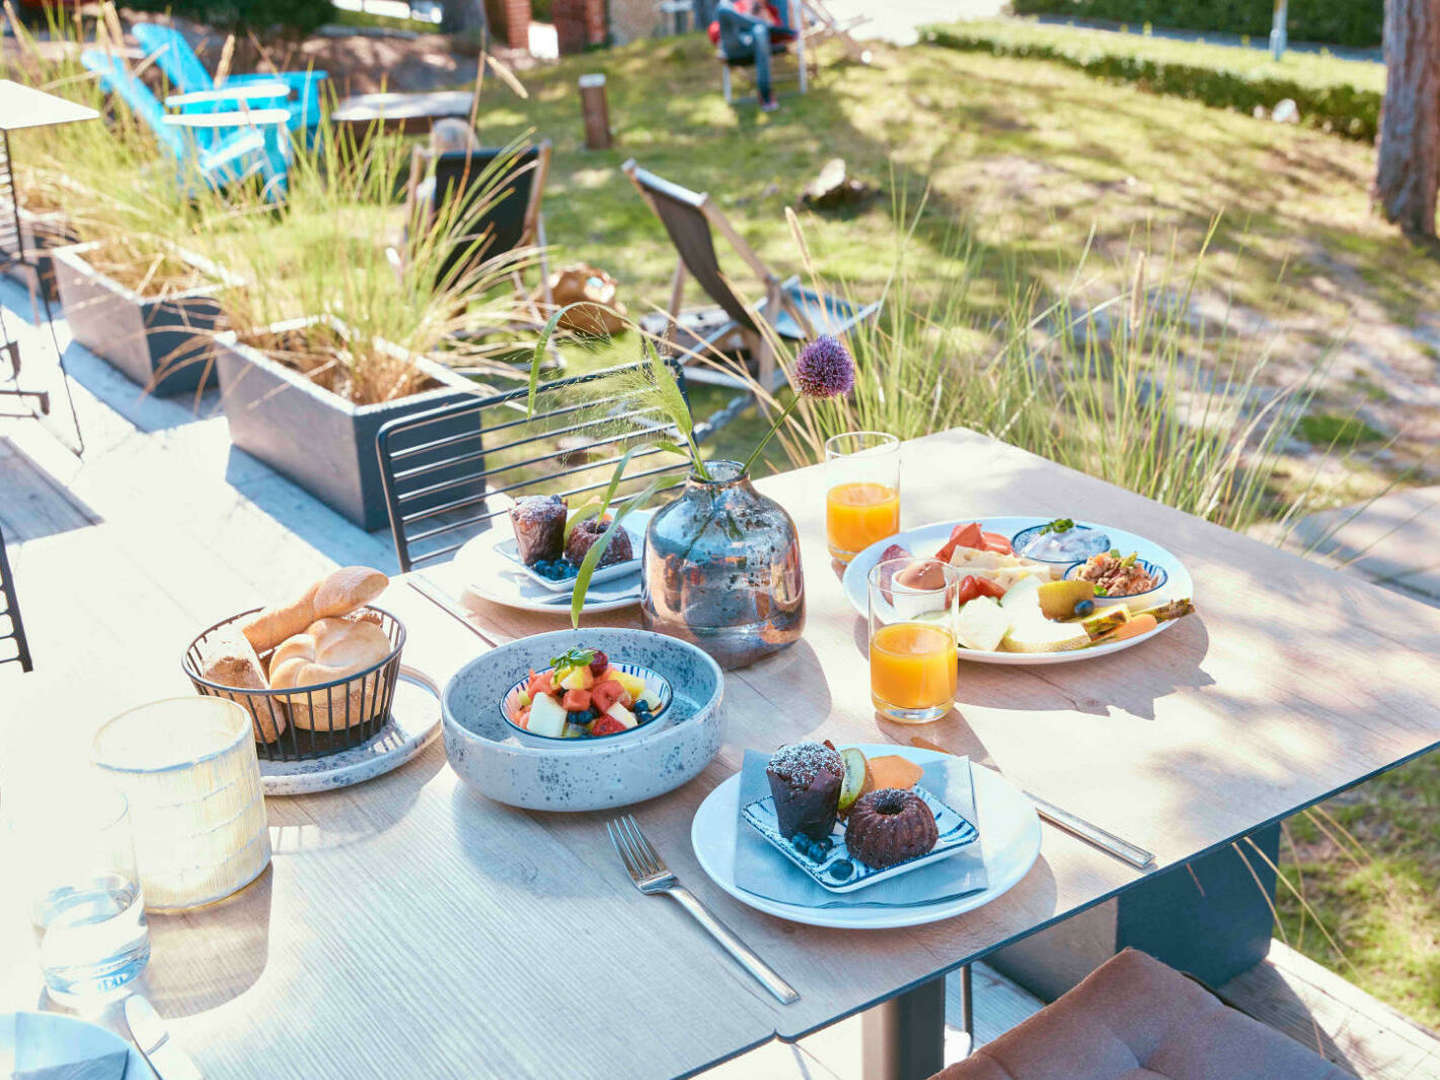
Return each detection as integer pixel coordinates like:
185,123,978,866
269,615,393,732
199,626,288,742
242,566,388,652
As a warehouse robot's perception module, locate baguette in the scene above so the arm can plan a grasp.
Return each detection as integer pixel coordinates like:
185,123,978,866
242,566,388,652
199,626,288,742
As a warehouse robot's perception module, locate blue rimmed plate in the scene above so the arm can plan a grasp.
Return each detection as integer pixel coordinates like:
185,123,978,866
742,787,979,894
1063,555,1169,612
499,662,673,746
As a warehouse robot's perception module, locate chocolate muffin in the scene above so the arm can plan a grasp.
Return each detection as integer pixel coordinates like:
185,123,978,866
564,517,633,568
509,495,567,565
844,788,938,870
765,742,844,842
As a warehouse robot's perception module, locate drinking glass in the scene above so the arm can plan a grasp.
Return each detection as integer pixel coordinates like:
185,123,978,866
867,558,959,724
93,697,271,912
22,786,151,1005
825,431,900,564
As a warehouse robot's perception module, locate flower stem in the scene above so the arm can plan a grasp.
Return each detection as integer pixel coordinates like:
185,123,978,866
741,394,800,477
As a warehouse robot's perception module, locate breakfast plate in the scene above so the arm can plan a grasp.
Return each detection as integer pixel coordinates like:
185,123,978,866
1,1011,157,1080
841,516,1194,666
456,509,652,615
693,745,1040,929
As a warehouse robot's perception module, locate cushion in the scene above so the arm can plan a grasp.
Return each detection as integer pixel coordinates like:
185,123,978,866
930,950,1352,1080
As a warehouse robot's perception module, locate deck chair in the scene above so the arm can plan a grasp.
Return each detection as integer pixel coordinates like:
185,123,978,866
796,0,871,63
0,523,33,672
375,360,693,572
81,50,291,199
622,159,881,391
132,23,326,138
401,141,554,319
715,0,809,105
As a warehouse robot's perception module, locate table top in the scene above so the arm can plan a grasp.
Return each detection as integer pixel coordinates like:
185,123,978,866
6,427,1438,1079
0,80,99,133
332,89,476,124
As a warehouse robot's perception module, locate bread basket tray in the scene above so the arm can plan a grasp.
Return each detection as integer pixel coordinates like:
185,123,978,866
182,606,406,763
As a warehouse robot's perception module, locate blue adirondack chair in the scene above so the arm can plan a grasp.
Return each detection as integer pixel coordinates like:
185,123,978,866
131,23,326,138
81,50,292,199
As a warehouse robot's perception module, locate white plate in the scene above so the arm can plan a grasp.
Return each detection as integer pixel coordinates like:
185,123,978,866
260,668,441,796
691,745,1041,929
1,1010,156,1079
457,510,652,615
840,516,1194,665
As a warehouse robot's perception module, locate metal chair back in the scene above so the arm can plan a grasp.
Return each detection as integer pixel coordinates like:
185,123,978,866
376,360,692,572
0,524,33,672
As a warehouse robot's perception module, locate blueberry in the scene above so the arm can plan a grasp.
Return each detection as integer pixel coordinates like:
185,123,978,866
830,859,854,880
566,710,589,725
1074,598,1095,617
813,836,832,856
584,707,599,722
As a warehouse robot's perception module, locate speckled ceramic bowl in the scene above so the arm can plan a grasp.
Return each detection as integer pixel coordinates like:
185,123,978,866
442,628,725,812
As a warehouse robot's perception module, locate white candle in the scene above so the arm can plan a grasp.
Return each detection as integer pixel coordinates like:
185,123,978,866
92,698,270,911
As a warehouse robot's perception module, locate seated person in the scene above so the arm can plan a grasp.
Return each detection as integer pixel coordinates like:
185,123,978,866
709,0,796,112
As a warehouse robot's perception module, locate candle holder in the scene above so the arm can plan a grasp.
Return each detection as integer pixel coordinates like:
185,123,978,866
92,697,270,912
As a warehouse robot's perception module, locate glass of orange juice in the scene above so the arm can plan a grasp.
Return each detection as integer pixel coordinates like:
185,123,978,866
825,431,900,563
867,558,958,724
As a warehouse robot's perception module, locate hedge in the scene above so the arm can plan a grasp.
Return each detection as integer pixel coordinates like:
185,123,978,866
125,0,335,36
1010,0,1382,50
921,20,1383,142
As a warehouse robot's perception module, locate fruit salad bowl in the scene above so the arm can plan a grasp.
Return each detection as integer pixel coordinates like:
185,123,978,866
441,629,725,811
499,660,674,747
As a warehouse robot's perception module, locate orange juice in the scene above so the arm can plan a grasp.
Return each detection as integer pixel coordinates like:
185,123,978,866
869,621,957,717
827,482,900,560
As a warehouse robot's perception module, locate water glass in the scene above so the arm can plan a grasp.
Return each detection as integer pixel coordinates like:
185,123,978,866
93,697,271,912
868,558,959,724
825,431,900,563
23,787,151,1005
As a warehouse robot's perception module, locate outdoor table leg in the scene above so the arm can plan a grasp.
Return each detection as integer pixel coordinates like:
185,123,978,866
861,974,945,1080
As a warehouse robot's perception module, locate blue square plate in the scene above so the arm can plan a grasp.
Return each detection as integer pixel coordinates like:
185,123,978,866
495,518,646,593
742,787,979,894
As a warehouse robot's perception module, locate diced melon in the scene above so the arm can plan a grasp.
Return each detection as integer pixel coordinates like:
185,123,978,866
999,576,1042,612
558,665,595,691
638,690,663,711
609,669,647,700
954,596,1009,652
526,693,568,737
605,701,638,729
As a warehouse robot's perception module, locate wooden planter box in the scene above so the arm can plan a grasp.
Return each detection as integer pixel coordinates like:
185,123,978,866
53,242,237,397
214,316,483,531
1,209,78,303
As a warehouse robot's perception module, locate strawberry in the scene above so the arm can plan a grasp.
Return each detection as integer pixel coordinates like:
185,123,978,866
590,714,626,736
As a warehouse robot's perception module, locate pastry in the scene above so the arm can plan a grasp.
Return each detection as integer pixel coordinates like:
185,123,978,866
765,742,844,842
269,615,393,731
199,625,287,742
509,495,567,565
242,566,388,653
844,788,939,870
564,517,633,568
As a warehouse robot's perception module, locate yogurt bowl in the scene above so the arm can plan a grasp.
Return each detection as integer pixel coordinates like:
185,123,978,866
442,628,724,811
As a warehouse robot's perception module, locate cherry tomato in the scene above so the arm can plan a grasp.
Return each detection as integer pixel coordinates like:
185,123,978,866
957,575,1007,605
980,531,1013,555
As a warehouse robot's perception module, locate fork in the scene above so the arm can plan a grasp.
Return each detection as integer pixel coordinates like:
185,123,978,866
606,814,800,1004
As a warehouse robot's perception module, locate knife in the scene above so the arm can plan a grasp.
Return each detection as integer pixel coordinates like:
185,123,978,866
124,996,204,1080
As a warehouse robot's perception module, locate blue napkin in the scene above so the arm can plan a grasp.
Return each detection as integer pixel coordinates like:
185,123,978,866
734,750,989,908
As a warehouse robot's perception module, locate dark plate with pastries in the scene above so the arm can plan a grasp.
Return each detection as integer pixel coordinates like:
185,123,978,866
181,567,407,762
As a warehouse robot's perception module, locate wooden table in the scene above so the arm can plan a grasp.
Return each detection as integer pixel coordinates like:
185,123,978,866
5,427,1439,1079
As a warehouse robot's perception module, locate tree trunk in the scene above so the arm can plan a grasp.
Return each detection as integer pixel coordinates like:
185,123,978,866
441,0,488,34
1376,0,1440,236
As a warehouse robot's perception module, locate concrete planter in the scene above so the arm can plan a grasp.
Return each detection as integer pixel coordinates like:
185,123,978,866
1,209,78,302
214,315,481,531
53,242,238,397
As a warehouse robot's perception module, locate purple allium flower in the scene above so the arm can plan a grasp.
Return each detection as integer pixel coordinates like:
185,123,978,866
794,335,855,399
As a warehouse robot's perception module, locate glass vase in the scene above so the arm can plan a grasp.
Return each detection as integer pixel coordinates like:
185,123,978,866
641,460,805,669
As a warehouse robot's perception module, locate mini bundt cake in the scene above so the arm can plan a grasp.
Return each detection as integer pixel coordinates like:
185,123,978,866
844,788,939,869
766,742,844,841
564,517,634,568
